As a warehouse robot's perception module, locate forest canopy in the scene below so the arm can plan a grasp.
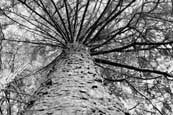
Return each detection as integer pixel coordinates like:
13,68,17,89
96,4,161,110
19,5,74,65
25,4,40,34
0,0,173,115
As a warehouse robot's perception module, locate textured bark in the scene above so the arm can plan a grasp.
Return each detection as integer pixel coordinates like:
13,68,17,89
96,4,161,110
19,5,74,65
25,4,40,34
24,43,125,115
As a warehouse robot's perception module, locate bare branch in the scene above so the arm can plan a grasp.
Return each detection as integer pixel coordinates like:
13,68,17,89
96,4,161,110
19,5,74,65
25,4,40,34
95,58,173,78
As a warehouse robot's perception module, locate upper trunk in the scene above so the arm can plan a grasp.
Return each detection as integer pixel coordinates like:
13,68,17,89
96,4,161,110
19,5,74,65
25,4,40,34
24,43,125,115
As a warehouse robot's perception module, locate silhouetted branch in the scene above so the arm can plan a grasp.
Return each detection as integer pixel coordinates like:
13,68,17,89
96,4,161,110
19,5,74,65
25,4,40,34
0,24,4,70
76,0,91,42
82,0,112,43
50,0,71,42
64,0,73,42
3,39,58,47
86,0,136,44
73,0,80,41
95,58,173,78
91,40,173,55
1,9,61,42
35,0,68,41
125,80,164,115
91,42,134,55
17,0,59,34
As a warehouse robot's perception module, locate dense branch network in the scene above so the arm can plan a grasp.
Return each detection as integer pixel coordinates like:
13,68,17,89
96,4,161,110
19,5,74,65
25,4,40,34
0,0,173,114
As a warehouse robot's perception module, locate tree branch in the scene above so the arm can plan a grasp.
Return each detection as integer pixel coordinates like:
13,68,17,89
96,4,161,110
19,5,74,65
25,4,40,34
86,0,136,45
91,40,173,55
95,58,173,78
125,80,164,115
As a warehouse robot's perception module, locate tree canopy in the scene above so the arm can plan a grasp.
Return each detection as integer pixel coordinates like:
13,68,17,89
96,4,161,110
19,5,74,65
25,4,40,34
1,0,173,115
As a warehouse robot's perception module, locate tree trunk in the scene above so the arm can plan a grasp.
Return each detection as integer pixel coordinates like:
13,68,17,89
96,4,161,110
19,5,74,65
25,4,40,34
24,43,125,115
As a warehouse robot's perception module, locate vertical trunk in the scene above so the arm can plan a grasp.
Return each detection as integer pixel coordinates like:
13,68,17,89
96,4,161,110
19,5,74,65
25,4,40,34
24,43,125,115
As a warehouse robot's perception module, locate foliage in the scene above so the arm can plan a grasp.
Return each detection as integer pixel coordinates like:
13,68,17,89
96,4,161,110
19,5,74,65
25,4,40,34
0,0,173,115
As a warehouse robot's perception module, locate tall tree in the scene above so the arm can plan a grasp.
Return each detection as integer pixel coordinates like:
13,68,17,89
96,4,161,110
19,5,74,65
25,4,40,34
1,0,173,115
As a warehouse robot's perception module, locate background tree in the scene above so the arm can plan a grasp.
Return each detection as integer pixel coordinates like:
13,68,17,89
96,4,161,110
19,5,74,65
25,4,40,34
1,0,173,115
